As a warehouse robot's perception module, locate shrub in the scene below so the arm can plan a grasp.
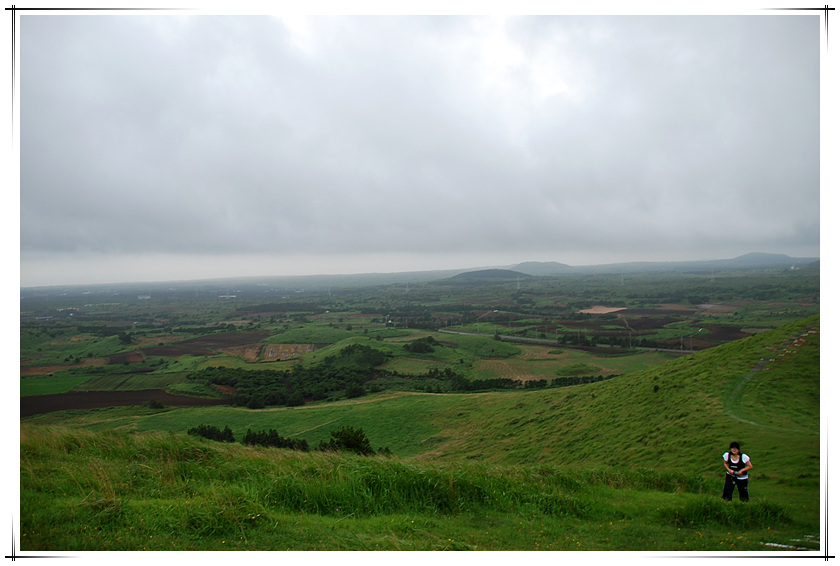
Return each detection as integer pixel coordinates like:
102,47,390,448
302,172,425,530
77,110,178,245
404,337,438,353
346,384,365,399
286,391,305,406
318,426,375,456
187,424,235,443
242,428,309,451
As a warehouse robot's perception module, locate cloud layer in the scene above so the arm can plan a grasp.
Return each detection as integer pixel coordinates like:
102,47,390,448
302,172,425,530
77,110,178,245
20,14,820,285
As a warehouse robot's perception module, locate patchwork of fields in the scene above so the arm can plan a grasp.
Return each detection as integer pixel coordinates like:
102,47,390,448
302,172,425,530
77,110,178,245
17,267,821,552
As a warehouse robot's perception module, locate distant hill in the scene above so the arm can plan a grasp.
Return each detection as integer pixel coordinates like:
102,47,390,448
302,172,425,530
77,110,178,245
21,252,818,293
509,261,573,275
510,252,818,276
448,269,532,283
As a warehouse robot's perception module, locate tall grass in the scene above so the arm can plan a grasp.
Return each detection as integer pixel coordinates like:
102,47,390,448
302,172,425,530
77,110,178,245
24,425,708,518
21,425,812,552
658,496,791,529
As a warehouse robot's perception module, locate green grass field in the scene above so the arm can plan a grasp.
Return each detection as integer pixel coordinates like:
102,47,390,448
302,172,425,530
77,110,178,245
19,374,91,396
20,316,821,552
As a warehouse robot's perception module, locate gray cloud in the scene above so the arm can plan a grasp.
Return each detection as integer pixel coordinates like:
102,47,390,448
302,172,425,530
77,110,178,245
20,13,821,285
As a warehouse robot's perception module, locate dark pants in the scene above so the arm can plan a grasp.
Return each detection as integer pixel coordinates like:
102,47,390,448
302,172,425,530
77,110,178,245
722,474,749,501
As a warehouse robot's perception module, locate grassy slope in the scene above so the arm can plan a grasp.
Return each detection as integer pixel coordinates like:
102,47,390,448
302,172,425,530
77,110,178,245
19,425,800,552
422,316,819,476
19,316,820,551
24,316,819,475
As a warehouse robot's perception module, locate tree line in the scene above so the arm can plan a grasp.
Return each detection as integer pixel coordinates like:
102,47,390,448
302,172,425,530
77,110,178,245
188,424,389,456
187,343,388,409
188,345,619,409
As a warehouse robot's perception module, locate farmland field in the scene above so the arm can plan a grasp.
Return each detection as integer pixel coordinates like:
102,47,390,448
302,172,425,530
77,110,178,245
261,343,316,360
20,266,819,414
18,263,823,552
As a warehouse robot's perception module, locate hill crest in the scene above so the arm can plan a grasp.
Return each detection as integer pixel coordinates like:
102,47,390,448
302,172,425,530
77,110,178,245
448,269,531,282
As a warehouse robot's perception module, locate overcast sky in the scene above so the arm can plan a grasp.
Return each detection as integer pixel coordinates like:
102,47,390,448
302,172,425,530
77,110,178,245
18,6,824,287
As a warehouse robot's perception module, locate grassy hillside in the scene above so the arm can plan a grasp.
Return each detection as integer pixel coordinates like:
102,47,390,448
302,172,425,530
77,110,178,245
19,425,803,551
422,315,819,476
19,316,820,552
27,316,818,472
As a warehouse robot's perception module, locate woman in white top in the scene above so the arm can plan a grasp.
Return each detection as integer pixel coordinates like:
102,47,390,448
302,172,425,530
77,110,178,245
722,441,753,501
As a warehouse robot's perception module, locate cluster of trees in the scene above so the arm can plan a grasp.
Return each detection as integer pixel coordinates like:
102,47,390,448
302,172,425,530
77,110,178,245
243,428,309,451
403,336,439,353
187,424,235,442
322,343,388,370
186,424,387,456
449,375,519,391
554,332,679,350
445,372,617,391
551,374,618,387
188,340,620,409
235,302,322,314
188,343,388,409
318,426,378,455
74,324,135,338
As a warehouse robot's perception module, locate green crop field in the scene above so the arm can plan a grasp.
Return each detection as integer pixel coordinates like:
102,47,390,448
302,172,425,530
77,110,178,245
19,374,91,396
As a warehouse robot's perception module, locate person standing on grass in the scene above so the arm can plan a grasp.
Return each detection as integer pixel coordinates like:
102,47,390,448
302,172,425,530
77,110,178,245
722,441,752,502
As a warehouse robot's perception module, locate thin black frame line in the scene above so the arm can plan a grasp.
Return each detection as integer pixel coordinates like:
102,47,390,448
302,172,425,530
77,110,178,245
6,522,77,560
6,4,190,143
5,6,187,9
9,4,13,145
760,13,833,558
764,5,833,48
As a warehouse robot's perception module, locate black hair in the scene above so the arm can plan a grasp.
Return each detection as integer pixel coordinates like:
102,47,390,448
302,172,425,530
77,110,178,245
729,441,741,450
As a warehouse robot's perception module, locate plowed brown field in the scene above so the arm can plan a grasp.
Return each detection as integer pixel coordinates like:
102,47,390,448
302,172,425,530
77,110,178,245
476,359,546,382
20,390,230,418
261,344,315,361
219,344,265,362
20,358,107,376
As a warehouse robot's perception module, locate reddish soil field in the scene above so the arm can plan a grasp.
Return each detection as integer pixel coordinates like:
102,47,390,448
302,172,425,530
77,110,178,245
218,344,265,362
108,352,146,365
621,317,682,330
262,343,314,361
476,359,544,382
141,332,270,358
701,325,751,342
178,332,270,348
570,345,636,355
578,306,626,314
20,390,230,418
20,358,107,376
621,308,697,316
139,345,217,357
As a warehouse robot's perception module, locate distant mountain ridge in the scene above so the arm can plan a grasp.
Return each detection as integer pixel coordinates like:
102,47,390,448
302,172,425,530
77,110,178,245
509,252,818,276
509,261,573,275
448,269,532,282
21,252,818,293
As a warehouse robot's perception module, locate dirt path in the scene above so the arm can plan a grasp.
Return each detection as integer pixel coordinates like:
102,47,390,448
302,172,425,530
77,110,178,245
723,359,770,428
723,326,818,435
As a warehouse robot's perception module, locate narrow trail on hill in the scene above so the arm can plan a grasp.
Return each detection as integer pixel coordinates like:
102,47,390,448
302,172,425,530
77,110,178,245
724,359,771,428
723,326,818,436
